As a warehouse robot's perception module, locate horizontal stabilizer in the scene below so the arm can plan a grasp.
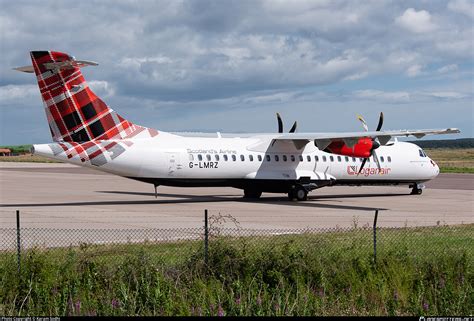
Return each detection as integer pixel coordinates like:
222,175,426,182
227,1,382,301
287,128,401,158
14,59,98,73
13,65,35,73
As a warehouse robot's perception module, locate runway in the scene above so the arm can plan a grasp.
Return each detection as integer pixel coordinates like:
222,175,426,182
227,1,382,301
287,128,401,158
0,162,473,230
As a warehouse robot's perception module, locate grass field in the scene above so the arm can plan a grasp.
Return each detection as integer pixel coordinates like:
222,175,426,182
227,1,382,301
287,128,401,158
0,154,60,163
424,148,474,174
1,225,472,316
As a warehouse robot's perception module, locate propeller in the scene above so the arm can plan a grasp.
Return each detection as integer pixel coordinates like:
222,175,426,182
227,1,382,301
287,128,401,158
357,112,384,175
276,113,298,133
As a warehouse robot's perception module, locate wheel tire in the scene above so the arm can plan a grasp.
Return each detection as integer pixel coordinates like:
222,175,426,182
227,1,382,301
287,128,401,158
288,190,295,201
410,188,423,195
243,189,262,199
295,186,308,201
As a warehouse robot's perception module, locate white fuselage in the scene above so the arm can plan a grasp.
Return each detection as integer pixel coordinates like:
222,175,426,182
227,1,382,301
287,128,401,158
33,132,440,193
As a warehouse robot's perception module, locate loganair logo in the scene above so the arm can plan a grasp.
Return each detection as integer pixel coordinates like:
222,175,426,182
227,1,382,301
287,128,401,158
347,165,392,177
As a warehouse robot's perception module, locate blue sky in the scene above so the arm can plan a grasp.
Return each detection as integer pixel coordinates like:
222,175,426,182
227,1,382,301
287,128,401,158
0,0,472,145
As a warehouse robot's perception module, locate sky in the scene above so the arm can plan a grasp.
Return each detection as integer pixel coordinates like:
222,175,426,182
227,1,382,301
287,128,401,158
0,0,473,145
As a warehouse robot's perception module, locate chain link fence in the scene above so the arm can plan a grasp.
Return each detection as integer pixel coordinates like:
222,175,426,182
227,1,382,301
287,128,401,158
1,209,472,273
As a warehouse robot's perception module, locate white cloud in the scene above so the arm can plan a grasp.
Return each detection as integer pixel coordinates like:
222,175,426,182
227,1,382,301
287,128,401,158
0,1,473,143
448,0,474,19
395,8,437,33
425,91,468,99
437,64,458,74
0,84,39,106
406,64,423,77
88,80,115,98
352,90,411,103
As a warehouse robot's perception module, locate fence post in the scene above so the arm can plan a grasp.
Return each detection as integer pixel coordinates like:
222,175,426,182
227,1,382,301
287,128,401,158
16,210,21,274
373,209,379,264
204,209,209,267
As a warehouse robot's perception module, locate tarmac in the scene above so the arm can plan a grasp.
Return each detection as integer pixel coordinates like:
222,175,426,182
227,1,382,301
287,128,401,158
0,162,473,230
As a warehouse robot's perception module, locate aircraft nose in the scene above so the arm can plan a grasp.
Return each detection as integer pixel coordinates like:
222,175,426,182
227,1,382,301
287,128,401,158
430,159,439,177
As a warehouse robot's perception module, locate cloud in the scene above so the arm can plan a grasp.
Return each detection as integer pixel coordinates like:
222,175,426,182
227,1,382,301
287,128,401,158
437,64,458,74
395,8,437,33
352,90,411,104
448,0,474,19
88,80,115,98
0,1,472,144
406,64,424,77
0,84,40,106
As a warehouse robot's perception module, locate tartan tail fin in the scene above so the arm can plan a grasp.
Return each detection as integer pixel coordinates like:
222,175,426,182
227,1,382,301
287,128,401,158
22,51,158,142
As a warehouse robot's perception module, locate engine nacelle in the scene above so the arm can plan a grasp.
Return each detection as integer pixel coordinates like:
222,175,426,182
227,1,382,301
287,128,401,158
325,138,373,158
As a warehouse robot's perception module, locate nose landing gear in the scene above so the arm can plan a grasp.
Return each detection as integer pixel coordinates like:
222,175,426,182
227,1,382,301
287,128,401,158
410,183,424,195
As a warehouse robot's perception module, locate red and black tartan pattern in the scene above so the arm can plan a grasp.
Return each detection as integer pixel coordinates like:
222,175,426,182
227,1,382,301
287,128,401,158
30,51,159,166
30,51,159,143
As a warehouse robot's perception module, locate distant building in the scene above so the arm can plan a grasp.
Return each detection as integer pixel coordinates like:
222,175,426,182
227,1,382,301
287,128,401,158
0,148,11,156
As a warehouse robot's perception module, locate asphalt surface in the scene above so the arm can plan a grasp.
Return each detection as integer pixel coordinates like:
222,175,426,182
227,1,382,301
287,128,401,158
1,162,472,233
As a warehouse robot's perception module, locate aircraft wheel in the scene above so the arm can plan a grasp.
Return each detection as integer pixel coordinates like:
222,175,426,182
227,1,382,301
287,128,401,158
294,186,308,201
410,187,423,195
288,190,295,201
243,189,262,199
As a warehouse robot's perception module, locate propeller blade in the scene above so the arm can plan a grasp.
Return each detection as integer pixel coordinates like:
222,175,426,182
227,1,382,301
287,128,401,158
357,115,369,132
375,112,384,132
277,112,283,133
289,121,297,133
357,158,367,176
373,150,381,170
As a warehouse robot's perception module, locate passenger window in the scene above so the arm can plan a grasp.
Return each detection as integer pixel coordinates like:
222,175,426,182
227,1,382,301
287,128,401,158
307,155,311,162
258,155,262,161
283,155,287,162
232,155,236,161
299,155,303,161
337,156,341,162
206,154,211,161
388,156,392,162
360,158,364,162
330,156,334,162
240,155,245,161
249,155,254,161
223,154,228,161
322,156,327,162
380,156,384,162
291,155,295,162
198,154,203,161
266,155,271,162
345,156,349,162
275,155,279,162
352,157,356,162
215,155,219,161
189,154,194,161
315,155,319,162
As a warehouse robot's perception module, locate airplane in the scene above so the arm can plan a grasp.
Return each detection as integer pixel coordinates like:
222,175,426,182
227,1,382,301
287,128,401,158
14,51,460,201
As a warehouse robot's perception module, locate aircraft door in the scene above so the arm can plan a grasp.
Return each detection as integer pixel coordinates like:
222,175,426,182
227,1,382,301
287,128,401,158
166,152,183,177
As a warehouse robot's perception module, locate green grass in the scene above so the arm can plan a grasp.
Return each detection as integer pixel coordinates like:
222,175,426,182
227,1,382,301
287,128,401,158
0,225,472,316
440,167,474,174
425,148,474,174
0,144,32,154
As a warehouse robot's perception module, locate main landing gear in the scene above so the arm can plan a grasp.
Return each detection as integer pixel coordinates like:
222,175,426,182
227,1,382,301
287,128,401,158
288,185,308,201
410,183,424,195
243,189,262,199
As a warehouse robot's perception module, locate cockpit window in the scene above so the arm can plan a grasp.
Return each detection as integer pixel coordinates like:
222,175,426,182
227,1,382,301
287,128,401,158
419,149,427,158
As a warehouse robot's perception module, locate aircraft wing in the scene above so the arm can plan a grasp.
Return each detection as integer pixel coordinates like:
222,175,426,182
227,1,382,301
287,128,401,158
272,128,460,149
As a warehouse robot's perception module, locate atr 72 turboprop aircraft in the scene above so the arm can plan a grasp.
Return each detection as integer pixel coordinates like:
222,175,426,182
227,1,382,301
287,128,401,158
15,51,460,201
